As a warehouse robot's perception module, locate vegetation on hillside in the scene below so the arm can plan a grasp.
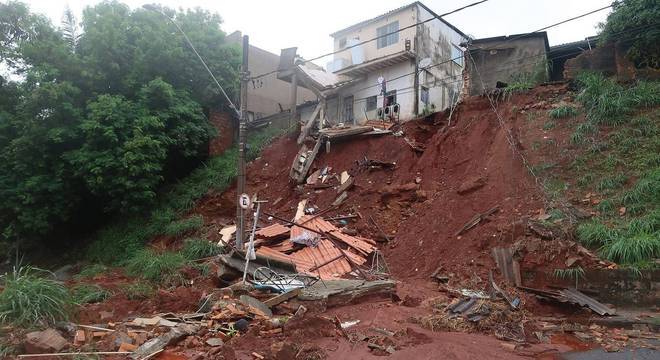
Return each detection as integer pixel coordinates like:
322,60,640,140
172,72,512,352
0,1,239,252
538,72,660,268
599,0,659,68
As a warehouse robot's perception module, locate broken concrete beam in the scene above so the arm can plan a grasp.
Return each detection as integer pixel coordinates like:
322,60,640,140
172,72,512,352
263,288,301,308
130,324,199,359
24,329,68,354
299,279,396,307
239,295,273,318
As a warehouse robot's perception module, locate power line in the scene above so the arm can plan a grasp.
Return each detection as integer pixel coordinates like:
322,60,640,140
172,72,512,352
343,4,616,95
249,0,489,80
348,23,655,106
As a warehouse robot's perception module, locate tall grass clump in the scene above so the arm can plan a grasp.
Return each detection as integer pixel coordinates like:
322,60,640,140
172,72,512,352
601,232,660,264
576,72,660,126
576,220,615,247
71,284,111,304
124,249,188,285
164,215,204,237
549,105,578,119
181,238,223,260
0,267,72,326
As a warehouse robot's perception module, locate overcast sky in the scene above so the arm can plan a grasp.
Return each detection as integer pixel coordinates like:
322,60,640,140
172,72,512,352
22,0,612,61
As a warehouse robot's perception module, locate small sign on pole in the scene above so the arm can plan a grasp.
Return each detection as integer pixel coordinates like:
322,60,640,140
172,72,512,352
239,193,251,210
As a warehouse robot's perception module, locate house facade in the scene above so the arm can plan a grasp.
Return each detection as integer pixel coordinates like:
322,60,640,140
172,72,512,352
324,2,469,124
226,31,316,120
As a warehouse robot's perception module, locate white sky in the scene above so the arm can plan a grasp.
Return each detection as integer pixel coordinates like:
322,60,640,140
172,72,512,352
22,0,612,61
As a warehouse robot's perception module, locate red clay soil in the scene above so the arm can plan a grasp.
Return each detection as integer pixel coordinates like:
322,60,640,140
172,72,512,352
197,84,596,286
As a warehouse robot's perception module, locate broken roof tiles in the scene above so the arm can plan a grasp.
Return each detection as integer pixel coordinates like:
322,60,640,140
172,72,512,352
256,223,290,239
252,214,377,280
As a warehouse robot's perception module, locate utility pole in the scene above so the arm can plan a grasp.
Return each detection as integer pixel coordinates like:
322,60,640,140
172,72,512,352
236,35,249,249
289,72,298,128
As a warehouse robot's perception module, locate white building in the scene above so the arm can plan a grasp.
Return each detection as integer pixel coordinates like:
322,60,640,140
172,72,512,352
324,2,469,124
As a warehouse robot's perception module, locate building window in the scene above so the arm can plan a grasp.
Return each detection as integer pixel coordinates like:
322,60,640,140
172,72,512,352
452,44,464,66
376,21,399,49
343,95,354,123
420,86,429,105
366,96,378,111
338,37,347,49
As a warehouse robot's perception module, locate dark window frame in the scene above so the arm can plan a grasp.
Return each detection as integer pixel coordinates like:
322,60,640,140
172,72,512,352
366,95,378,111
376,21,399,49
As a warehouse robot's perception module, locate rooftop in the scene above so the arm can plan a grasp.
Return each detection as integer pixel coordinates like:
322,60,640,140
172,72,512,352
329,1,467,39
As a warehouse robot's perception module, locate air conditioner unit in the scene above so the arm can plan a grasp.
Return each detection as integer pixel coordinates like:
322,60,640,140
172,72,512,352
377,107,384,119
391,103,400,115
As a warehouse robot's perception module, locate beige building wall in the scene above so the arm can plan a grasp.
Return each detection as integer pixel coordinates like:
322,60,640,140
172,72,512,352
331,7,418,65
227,31,316,118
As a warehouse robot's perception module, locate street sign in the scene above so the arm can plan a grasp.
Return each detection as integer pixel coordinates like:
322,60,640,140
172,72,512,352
239,193,251,209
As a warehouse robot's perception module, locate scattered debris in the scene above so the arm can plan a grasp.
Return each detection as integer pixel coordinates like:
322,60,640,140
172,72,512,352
519,286,616,315
130,324,199,359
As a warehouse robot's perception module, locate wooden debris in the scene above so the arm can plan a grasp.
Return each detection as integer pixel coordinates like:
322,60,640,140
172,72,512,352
332,191,348,207
252,352,265,360
74,330,86,345
491,247,522,287
294,199,307,221
219,225,237,245
403,137,425,153
340,171,350,184
454,206,499,236
337,176,354,194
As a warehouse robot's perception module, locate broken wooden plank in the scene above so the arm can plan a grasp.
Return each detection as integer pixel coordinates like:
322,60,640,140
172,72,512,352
491,247,521,287
337,176,354,194
454,206,499,236
263,288,301,308
294,138,324,183
332,191,348,207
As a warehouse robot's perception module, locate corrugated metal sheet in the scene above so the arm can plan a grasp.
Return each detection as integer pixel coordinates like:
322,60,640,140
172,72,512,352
559,288,616,316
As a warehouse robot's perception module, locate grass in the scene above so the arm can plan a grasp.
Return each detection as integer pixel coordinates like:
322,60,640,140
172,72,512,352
86,126,285,264
163,215,203,237
124,249,188,285
601,232,660,264
596,174,628,192
74,264,108,279
576,220,615,248
0,266,72,326
553,266,585,288
181,238,223,260
71,284,111,304
121,281,155,300
549,105,579,119
543,120,556,130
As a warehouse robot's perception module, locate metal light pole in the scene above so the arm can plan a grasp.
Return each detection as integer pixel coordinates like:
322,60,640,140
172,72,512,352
143,5,248,248
236,35,249,249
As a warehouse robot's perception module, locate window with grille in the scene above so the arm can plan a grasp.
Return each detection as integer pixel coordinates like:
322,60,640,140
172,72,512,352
376,21,399,49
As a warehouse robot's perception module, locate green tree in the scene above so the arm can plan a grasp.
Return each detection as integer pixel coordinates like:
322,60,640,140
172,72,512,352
600,0,660,68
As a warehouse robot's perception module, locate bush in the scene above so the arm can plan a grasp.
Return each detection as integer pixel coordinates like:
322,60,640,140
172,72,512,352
549,105,578,119
124,249,188,284
86,126,284,264
71,284,111,304
181,238,223,260
164,215,204,237
0,267,72,326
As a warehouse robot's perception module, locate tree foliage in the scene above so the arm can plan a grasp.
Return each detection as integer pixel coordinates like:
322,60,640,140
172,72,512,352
599,0,660,68
0,1,239,248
